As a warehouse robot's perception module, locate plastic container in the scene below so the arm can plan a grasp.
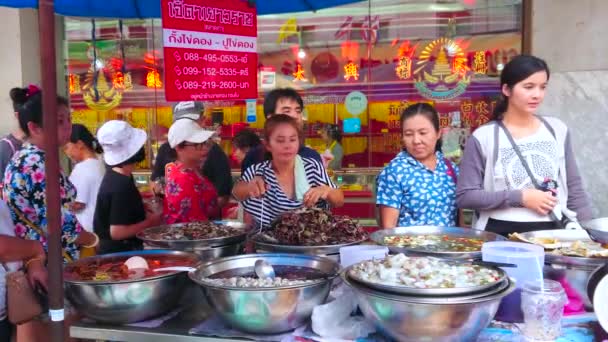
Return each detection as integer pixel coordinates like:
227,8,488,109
482,241,545,323
339,245,388,268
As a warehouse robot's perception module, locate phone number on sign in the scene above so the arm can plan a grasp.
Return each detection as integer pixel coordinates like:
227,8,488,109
180,67,248,77
181,52,249,64
177,81,251,90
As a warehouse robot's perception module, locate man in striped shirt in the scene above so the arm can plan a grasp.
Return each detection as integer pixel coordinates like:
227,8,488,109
240,88,322,174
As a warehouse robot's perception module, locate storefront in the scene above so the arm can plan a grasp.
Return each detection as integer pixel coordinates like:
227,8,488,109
64,0,524,221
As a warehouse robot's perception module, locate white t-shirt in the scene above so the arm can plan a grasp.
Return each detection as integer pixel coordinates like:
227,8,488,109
69,158,105,232
0,200,18,320
490,125,560,222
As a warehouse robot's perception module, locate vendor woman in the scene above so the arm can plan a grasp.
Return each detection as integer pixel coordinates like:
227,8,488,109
376,103,458,228
232,115,344,229
94,120,162,254
163,118,219,224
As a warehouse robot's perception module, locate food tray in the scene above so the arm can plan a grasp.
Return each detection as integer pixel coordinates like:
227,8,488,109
518,229,607,267
137,221,249,249
344,259,508,297
251,233,365,255
370,226,506,259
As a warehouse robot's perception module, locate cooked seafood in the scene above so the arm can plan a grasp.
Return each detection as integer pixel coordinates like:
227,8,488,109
64,256,196,282
510,233,608,258
260,208,367,246
201,277,315,288
142,221,243,241
349,253,502,289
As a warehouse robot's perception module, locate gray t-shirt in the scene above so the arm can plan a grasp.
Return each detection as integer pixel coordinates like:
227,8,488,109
0,134,22,181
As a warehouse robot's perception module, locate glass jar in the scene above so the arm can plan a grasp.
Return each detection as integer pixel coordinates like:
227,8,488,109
520,279,567,341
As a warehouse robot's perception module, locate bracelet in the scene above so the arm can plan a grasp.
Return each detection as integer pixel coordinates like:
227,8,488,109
82,233,99,248
25,256,44,269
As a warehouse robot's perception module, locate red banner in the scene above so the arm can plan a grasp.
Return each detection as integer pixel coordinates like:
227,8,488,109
161,0,258,102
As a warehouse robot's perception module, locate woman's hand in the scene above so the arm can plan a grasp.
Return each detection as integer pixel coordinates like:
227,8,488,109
246,177,267,199
145,211,163,227
26,259,48,292
303,185,332,207
522,189,558,215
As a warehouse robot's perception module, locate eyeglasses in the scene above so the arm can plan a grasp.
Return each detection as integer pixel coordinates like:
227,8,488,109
181,141,212,150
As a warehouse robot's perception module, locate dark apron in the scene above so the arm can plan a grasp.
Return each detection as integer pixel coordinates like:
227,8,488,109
486,218,560,237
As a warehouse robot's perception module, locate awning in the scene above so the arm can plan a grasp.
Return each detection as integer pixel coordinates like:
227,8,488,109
0,0,364,17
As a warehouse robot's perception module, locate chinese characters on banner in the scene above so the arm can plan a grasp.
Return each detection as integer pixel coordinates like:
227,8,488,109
161,0,258,101
459,99,496,128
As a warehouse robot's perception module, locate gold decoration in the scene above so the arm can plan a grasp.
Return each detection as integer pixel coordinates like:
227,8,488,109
146,70,163,88
395,56,412,80
82,60,124,111
277,18,298,43
69,74,81,94
343,61,359,81
473,51,488,74
292,63,305,81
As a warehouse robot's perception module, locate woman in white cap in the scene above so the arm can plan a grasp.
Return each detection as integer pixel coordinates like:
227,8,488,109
164,119,219,223
94,120,162,254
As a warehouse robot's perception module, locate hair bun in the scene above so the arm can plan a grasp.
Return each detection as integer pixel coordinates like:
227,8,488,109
9,87,28,106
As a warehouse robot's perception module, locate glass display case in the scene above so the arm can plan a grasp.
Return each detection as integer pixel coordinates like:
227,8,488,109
64,0,523,170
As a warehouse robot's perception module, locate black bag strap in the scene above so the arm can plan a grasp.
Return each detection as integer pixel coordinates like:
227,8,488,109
496,121,562,225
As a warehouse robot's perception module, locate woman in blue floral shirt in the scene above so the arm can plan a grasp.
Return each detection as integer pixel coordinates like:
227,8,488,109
376,103,458,228
2,88,97,263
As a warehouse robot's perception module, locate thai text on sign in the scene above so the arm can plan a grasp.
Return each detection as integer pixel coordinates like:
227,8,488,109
162,0,258,101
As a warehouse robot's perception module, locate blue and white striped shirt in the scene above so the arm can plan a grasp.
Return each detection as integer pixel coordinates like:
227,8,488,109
241,158,336,229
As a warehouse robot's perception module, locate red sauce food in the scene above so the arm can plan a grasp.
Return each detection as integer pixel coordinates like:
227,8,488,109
64,255,196,282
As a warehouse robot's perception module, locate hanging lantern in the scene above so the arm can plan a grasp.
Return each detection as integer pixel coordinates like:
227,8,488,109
340,41,359,62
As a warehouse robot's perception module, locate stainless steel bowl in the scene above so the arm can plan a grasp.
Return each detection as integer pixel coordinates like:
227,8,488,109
370,226,506,260
64,250,199,323
251,233,365,255
189,253,339,334
344,275,515,342
137,221,249,249
145,242,244,261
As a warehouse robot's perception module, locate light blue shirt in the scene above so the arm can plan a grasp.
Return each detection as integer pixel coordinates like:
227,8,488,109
376,151,458,227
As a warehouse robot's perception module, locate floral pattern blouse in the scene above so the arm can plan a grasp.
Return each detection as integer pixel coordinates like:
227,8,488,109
2,143,82,262
163,162,219,224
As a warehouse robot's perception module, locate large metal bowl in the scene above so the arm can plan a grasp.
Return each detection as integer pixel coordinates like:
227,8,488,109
189,253,339,334
344,274,515,342
64,250,199,323
137,221,249,249
370,226,506,260
251,233,365,256
582,217,608,244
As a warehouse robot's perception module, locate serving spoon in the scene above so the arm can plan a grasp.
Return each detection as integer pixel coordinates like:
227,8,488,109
254,259,276,279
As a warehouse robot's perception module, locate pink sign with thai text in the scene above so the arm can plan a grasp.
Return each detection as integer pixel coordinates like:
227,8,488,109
161,0,258,101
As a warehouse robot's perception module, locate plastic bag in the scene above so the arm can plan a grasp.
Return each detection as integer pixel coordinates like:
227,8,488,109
311,287,375,339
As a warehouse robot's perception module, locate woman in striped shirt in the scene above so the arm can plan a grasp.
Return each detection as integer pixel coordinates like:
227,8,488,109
232,115,344,228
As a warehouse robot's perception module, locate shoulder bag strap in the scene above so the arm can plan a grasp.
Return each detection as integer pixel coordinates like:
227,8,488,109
496,121,562,225
1,138,16,154
443,157,457,184
7,203,73,262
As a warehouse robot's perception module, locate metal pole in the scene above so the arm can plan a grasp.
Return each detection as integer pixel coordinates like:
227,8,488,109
38,0,65,341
